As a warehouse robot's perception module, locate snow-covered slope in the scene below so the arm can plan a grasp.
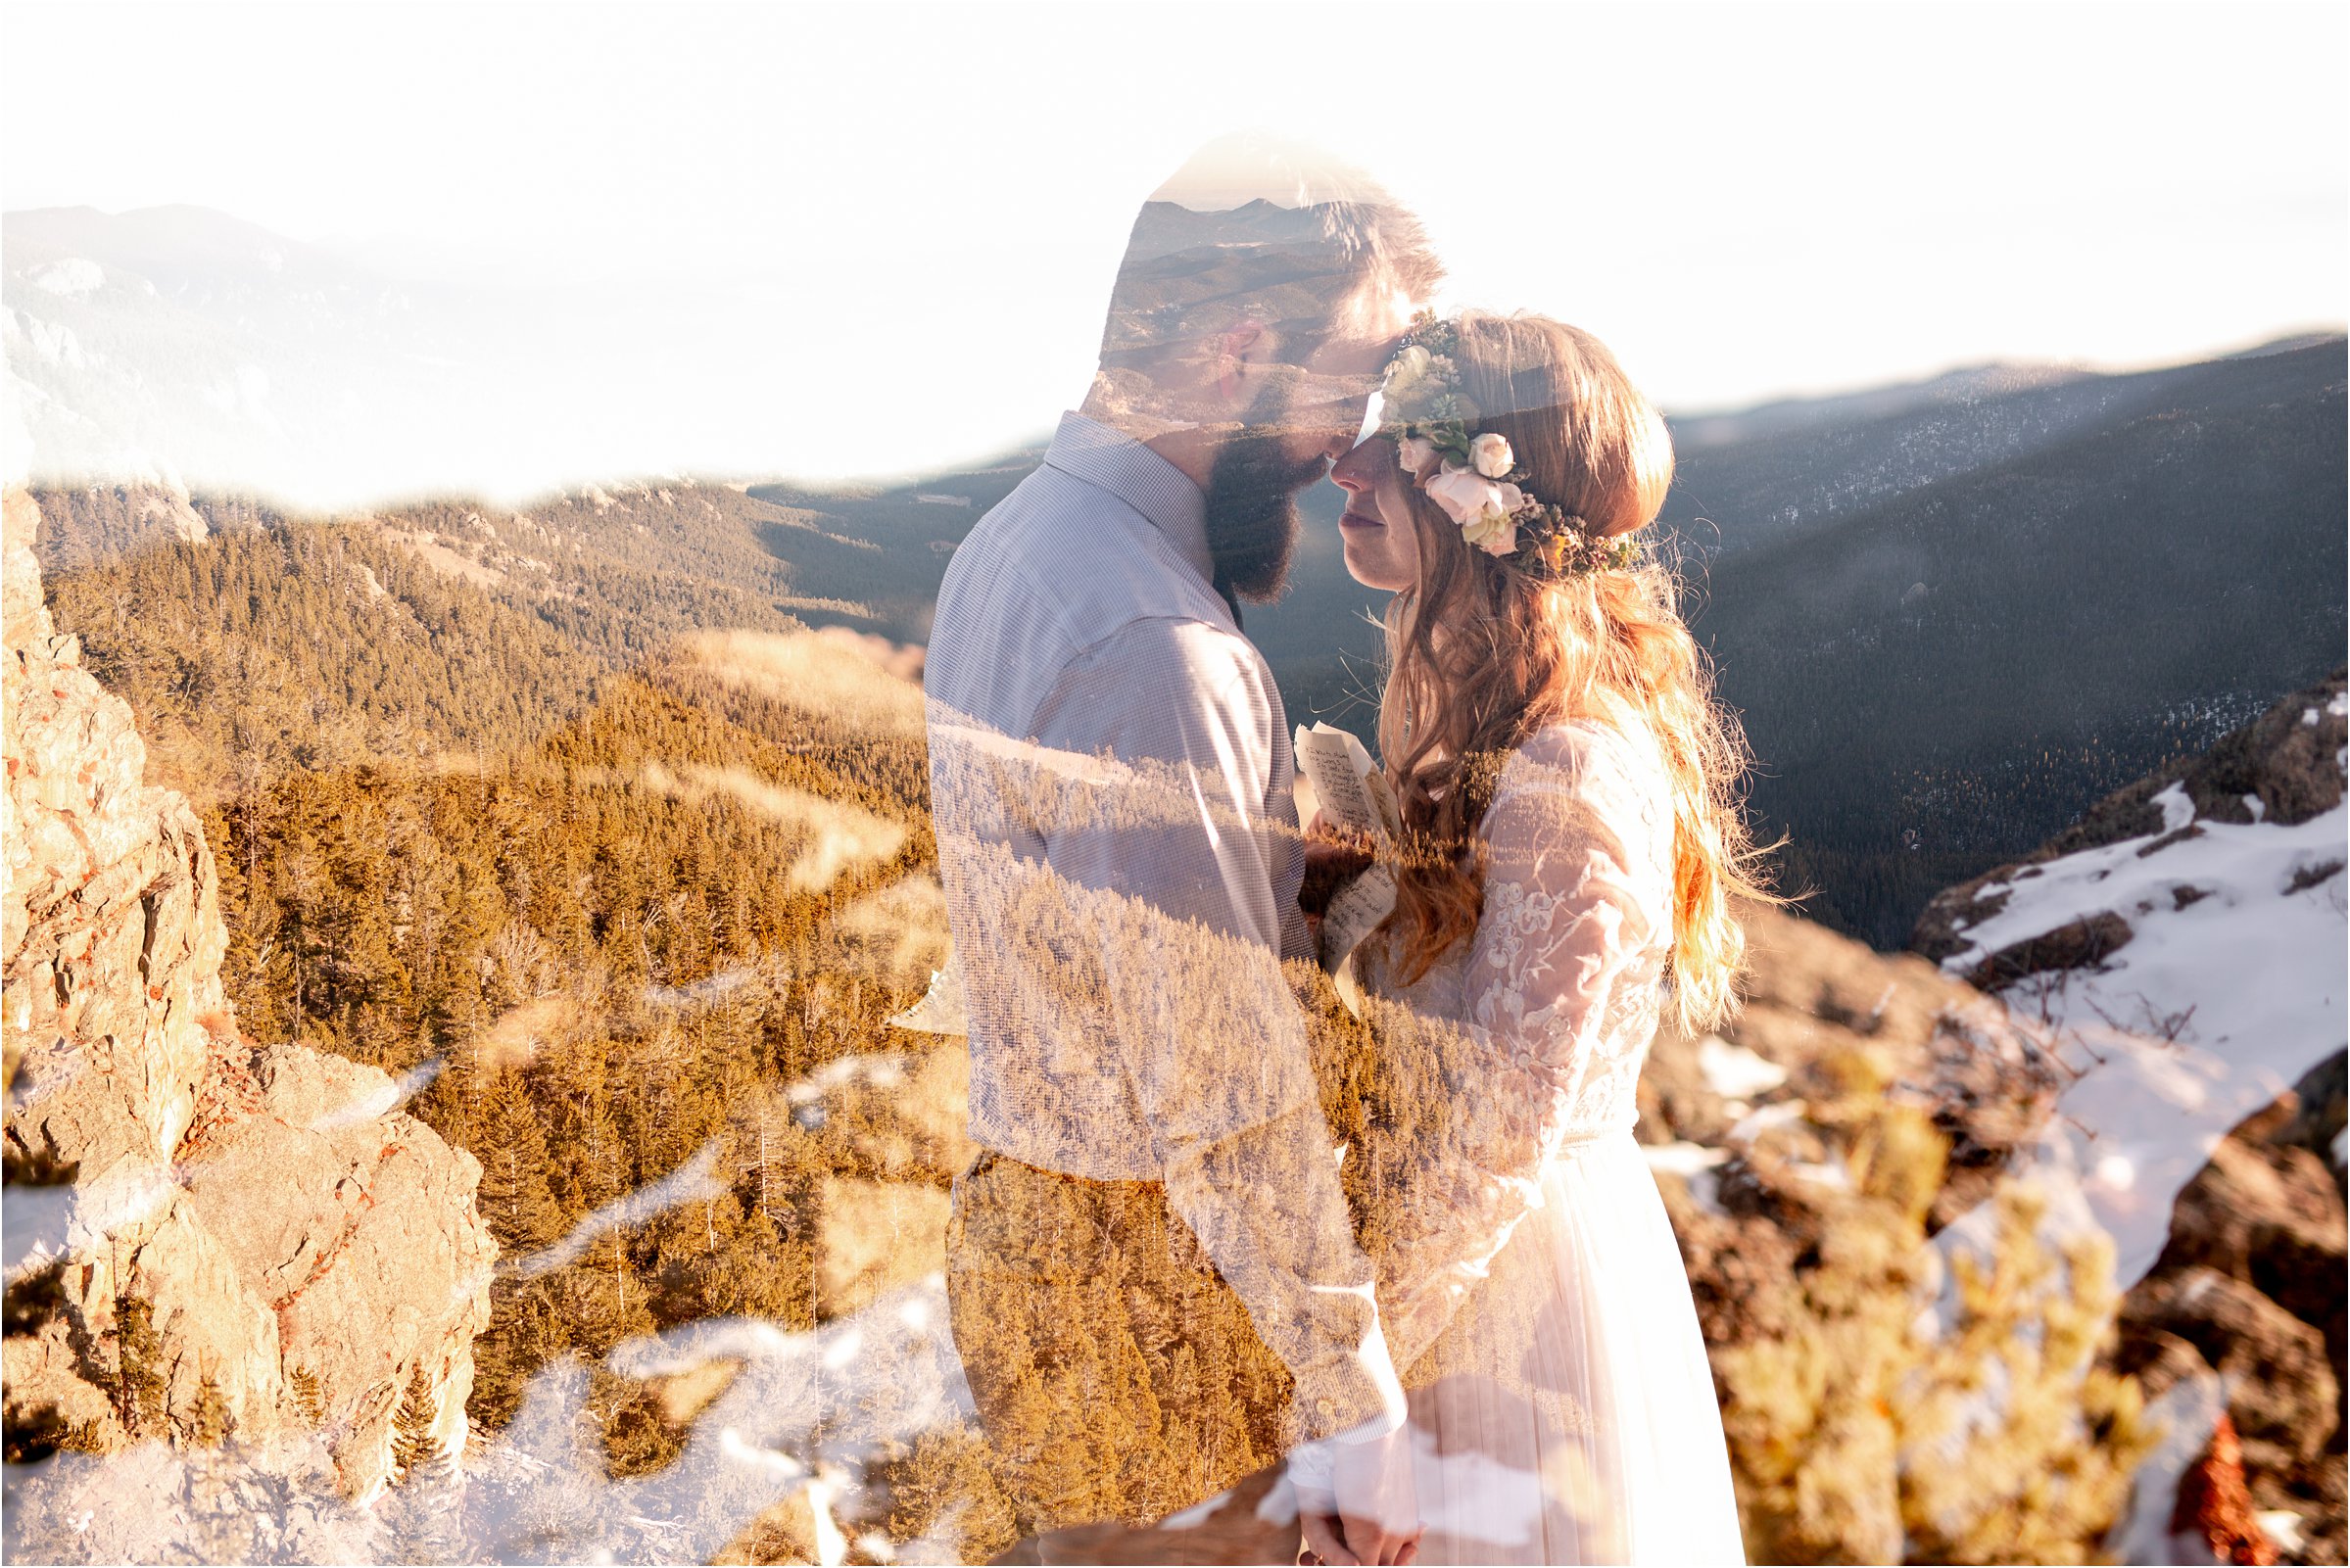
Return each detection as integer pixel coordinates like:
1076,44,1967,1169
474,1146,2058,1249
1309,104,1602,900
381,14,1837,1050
1919,674,2346,1289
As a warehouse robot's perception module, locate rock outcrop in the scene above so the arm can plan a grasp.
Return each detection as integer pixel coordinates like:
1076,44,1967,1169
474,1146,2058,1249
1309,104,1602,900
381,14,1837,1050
3,486,495,1501
1914,667,2348,970
1630,907,2154,1565
1909,673,2349,1566
2116,1056,2348,1566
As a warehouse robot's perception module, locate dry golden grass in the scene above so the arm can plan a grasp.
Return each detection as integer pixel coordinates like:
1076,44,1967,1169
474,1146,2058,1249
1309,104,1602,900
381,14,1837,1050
375,526,510,591
834,874,954,988
634,759,907,891
815,1177,951,1320
676,628,927,741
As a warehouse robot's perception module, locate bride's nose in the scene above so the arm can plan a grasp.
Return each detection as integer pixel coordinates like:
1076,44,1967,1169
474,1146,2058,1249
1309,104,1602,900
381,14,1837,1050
1328,442,1377,492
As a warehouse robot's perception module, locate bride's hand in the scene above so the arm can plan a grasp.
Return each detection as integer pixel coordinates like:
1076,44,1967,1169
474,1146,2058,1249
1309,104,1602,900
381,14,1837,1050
1297,1424,1421,1567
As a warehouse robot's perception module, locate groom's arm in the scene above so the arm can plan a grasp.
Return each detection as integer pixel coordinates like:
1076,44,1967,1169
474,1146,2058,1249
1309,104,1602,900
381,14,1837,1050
1026,615,1409,1449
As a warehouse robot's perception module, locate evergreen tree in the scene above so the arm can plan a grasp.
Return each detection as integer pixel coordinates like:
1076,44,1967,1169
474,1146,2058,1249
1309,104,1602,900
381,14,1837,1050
113,1295,168,1441
388,1365,441,1483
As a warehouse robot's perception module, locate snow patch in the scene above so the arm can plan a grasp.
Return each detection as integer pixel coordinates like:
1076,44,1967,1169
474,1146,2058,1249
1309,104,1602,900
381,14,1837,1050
1727,1100,1809,1144
1642,1142,1733,1217
1940,795,2348,1288
2257,1510,2307,1554
1697,1033,1789,1099
26,258,104,298
2150,781,2194,833
507,1140,724,1279
1784,1158,1850,1191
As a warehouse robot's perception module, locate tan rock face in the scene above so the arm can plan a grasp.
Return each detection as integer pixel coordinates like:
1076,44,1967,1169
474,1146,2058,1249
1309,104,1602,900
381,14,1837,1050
2117,1067,2349,1564
2,487,494,1499
5,489,226,1178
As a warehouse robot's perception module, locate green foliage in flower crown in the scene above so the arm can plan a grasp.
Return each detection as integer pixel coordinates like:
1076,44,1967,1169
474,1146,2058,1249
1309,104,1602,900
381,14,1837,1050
1376,313,1473,448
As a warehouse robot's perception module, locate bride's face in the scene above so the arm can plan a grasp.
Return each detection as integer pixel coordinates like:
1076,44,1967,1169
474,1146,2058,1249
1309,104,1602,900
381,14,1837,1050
1329,435,1422,593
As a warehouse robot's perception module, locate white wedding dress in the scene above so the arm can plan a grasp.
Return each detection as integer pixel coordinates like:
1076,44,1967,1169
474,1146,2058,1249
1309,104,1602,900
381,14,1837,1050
1351,714,1748,1566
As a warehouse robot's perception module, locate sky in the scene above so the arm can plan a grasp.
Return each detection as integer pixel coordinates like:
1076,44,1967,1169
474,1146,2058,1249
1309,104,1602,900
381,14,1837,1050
3,0,2345,496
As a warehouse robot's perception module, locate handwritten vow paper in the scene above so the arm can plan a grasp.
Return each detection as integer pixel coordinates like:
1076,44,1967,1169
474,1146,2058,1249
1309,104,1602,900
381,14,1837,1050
1294,723,1399,1017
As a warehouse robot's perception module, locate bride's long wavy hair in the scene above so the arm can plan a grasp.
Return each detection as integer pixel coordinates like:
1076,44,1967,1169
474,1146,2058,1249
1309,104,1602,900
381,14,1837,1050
1371,310,1783,1034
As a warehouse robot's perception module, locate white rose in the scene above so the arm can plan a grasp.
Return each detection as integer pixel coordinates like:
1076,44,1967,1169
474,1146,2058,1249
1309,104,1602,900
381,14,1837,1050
1460,510,1518,555
1421,462,1491,528
1396,434,1439,473
1470,432,1514,479
1424,468,1527,557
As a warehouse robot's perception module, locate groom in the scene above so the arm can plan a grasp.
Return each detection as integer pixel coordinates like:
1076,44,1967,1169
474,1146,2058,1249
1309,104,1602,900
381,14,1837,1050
924,138,1440,1565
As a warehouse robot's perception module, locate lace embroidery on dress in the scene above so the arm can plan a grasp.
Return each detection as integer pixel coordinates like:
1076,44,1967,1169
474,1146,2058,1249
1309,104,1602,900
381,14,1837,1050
1351,716,1677,1371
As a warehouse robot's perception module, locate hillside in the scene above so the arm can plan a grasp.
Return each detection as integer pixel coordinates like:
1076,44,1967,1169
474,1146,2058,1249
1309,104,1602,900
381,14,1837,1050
1684,339,2346,946
13,472,2339,1560
32,333,2345,960
743,451,1039,640
34,478,836,650
1662,341,2334,562
35,516,602,806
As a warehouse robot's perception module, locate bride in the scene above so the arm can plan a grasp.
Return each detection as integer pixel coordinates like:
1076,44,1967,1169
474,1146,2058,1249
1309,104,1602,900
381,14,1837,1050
1304,309,1777,1565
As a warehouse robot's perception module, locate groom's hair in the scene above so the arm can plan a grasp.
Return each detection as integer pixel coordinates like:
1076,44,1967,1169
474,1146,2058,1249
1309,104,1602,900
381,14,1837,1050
1089,135,1443,406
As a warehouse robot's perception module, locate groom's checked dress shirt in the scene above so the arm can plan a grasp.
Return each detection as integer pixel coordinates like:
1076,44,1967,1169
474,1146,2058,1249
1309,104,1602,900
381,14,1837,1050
925,410,1406,1447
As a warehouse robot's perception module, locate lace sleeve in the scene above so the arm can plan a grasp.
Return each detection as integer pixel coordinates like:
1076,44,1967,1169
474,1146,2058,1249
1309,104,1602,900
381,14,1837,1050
1365,726,1668,1373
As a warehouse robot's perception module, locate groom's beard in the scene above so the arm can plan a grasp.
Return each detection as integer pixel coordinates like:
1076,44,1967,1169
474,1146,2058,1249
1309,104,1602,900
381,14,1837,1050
1202,430,1325,605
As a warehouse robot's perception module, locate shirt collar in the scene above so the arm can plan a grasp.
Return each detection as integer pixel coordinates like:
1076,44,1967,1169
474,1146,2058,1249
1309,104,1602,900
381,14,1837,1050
1041,411,1213,586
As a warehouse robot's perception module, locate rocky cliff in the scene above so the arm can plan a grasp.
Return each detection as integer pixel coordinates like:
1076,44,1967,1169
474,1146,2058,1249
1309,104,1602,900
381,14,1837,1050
1911,670,2349,1565
2,486,496,1503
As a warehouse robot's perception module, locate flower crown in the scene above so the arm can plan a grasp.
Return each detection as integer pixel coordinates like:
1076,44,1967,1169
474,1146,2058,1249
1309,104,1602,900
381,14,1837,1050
1377,313,1641,579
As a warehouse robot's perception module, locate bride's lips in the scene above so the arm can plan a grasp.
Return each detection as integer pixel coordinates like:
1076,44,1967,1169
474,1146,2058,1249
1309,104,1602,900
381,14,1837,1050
1338,507,1384,531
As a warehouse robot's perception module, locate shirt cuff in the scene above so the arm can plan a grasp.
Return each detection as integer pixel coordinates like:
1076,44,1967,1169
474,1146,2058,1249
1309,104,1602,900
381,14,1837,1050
1286,1317,1409,1485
